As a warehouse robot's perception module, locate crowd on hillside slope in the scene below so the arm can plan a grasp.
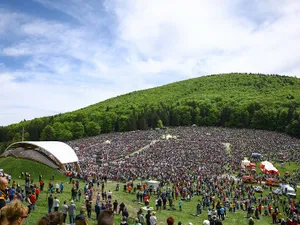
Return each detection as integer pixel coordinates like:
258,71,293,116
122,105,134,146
67,130,162,178
67,127,300,184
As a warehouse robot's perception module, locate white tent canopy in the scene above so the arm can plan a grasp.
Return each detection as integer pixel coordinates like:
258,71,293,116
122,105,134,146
161,134,177,140
104,140,111,144
260,161,279,175
147,180,160,191
5,141,78,164
241,158,250,168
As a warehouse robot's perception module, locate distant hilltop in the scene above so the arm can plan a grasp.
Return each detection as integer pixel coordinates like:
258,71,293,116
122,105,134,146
1,73,300,152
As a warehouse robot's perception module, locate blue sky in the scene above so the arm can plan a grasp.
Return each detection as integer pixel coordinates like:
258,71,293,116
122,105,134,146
0,0,300,126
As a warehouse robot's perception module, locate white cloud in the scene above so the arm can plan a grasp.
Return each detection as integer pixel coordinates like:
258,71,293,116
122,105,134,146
109,0,300,76
1,0,300,125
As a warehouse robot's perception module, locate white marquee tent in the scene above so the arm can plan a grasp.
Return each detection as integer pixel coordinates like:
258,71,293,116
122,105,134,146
241,158,250,168
13,141,79,164
4,141,80,173
260,161,280,175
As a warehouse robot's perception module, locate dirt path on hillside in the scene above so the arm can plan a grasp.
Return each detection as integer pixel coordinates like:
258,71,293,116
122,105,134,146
129,140,160,156
223,142,231,155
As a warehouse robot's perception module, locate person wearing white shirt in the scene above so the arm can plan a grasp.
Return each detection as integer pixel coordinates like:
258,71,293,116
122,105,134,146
150,212,157,225
61,200,68,224
107,190,112,200
56,183,59,193
53,196,60,212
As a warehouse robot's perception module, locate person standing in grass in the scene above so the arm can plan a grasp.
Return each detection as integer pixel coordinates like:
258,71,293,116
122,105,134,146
86,201,92,219
29,191,37,210
69,199,77,225
150,212,157,225
145,210,151,225
60,182,64,193
196,201,202,215
39,180,44,192
178,200,182,211
48,194,53,213
78,189,82,202
35,187,40,200
61,200,68,224
8,186,15,202
53,196,60,212
113,200,118,214
95,202,101,220
207,208,212,221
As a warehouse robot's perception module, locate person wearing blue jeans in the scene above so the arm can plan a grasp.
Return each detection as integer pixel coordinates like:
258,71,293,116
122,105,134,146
68,199,77,225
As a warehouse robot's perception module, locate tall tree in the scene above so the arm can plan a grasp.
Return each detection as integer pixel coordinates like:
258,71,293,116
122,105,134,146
86,121,101,136
40,125,56,141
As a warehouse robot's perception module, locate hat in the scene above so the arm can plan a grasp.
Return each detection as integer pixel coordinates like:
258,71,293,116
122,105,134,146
188,223,193,225
203,220,210,225
70,200,74,203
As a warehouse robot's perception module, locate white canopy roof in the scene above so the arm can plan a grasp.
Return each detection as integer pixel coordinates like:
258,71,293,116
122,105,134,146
260,161,278,171
241,158,250,168
6,141,78,164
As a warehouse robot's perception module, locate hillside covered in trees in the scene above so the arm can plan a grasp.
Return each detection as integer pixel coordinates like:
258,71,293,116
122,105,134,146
1,73,300,152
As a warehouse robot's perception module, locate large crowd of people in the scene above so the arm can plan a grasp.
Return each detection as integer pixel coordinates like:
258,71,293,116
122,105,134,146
1,126,300,225
67,127,300,184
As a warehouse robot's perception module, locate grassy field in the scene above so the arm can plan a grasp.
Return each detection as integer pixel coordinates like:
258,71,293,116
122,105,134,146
0,157,299,225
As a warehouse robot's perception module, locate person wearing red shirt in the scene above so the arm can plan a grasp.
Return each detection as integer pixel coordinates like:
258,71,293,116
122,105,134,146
144,195,150,206
258,204,262,214
30,192,37,210
39,180,44,191
267,204,272,215
35,187,40,200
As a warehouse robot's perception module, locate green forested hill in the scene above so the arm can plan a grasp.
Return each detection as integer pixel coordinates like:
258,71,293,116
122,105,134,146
1,73,300,152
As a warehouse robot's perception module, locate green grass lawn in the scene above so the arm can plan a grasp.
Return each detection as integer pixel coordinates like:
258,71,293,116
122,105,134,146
0,157,299,225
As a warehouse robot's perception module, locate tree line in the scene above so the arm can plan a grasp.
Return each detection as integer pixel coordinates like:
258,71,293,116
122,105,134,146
1,73,300,153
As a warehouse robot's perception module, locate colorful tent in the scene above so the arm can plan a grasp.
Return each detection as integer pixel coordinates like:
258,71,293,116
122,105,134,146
260,161,280,175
